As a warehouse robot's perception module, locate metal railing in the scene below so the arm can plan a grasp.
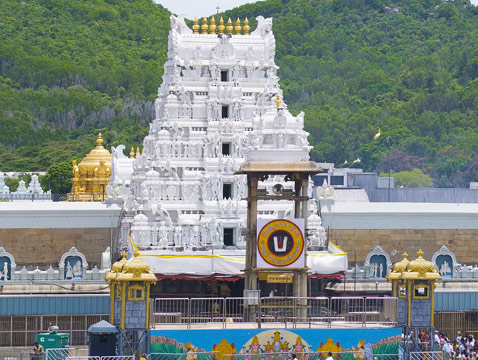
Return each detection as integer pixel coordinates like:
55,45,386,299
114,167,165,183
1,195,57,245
46,349,75,360
0,348,31,360
410,351,445,360
148,352,219,360
222,352,400,360
0,314,109,347
152,296,398,329
434,311,478,340
64,357,133,360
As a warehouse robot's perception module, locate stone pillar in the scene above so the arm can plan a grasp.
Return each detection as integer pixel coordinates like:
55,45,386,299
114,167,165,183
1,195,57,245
245,175,258,291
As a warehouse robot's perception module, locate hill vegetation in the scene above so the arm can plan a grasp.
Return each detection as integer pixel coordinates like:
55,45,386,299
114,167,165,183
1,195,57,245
2,0,478,187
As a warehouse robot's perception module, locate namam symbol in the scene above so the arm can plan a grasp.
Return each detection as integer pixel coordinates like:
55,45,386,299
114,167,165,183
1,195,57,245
273,235,288,252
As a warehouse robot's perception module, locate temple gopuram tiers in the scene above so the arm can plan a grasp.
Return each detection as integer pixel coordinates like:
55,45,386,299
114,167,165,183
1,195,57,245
107,15,347,279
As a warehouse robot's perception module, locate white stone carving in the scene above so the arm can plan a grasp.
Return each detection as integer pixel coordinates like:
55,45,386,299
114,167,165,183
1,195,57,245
316,179,335,201
106,15,327,259
0,247,16,281
432,245,457,278
59,247,88,280
101,247,111,270
364,245,391,279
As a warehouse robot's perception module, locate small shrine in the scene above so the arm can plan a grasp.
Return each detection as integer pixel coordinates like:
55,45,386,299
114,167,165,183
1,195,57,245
387,250,441,328
364,245,391,279
68,133,112,201
105,251,156,355
105,251,156,330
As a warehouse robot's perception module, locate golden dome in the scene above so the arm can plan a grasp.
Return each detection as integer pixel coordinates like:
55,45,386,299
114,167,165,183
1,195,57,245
105,250,157,283
78,133,112,176
69,132,112,201
122,250,151,275
407,250,437,274
111,251,128,273
392,252,410,273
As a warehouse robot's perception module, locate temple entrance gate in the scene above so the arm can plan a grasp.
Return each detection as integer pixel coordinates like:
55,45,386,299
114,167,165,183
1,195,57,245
236,161,320,321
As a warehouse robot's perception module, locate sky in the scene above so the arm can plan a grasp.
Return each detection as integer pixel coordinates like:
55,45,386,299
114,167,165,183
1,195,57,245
154,0,263,19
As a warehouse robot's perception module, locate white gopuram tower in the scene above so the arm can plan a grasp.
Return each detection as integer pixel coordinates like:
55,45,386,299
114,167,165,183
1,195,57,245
113,16,347,278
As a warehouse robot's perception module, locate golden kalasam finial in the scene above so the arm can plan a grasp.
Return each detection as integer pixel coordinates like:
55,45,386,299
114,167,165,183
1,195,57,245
97,132,103,146
243,17,250,35
235,18,242,35
417,249,424,257
193,18,200,34
201,17,208,34
130,147,135,158
402,252,409,258
276,94,281,108
121,250,127,259
226,18,233,34
218,17,225,34
136,147,140,156
209,17,216,34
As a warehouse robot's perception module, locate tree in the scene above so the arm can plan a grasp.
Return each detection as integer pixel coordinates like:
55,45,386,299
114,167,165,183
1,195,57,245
386,169,434,188
40,160,74,194
376,150,426,173
449,156,478,188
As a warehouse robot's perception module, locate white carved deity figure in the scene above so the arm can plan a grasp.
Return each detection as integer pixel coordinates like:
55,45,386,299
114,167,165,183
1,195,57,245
440,261,451,275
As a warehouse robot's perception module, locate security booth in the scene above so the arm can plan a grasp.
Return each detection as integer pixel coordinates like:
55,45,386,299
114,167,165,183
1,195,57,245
88,320,118,356
105,251,157,355
387,250,441,352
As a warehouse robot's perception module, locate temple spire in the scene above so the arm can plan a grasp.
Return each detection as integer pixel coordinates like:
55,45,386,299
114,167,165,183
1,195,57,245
218,17,225,34
243,17,250,35
226,18,233,34
201,17,208,34
209,17,217,34
235,18,242,35
193,18,200,34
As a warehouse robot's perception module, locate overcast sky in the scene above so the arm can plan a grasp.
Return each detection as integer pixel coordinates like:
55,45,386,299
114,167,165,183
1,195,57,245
154,0,263,19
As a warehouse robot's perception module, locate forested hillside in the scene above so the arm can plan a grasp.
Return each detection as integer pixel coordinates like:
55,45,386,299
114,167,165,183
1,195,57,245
2,0,478,187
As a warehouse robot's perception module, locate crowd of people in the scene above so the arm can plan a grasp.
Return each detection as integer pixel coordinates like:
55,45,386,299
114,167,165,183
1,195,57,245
435,331,476,359
403,330,477,358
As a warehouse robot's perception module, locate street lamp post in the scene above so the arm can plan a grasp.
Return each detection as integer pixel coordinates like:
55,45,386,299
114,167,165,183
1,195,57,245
373,129,394,202
385,136,394,202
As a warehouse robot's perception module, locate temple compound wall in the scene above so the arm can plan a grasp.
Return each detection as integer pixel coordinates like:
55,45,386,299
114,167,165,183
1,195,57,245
321,201,478,265
330,229,478,265
2,199,478,267
0,202,121,266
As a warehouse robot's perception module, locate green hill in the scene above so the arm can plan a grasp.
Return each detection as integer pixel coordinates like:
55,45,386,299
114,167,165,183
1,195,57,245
2,0,478,187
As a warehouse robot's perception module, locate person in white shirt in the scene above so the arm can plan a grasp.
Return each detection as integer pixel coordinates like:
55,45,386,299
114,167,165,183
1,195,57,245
325,352,334,360
443,342,453,356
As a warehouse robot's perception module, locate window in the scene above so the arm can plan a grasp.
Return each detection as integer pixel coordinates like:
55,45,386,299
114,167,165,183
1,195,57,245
413,284,429,299
222,143,231,155
223,183,232,199
314,175,328,186
128,285,145,301
116,285,122,299
330,175,344,186
221,70,228,82
223,228,234,246
222,106,229,118
399,284,407,298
